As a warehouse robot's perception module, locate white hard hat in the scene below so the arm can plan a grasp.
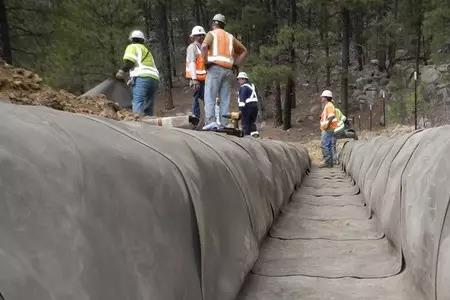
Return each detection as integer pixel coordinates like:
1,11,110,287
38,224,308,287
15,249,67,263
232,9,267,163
190,26,206,37
212,14,226,25
237,72,249,79
321,90,333,98
129,30,145,41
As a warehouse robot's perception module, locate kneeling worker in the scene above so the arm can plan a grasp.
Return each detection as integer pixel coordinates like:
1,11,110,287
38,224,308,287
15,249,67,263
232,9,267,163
237,72,259,137
116,30,160,116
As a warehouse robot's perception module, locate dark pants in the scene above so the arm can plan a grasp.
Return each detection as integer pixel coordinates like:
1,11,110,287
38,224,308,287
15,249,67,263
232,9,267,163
192,81,205,118
240,103,258,135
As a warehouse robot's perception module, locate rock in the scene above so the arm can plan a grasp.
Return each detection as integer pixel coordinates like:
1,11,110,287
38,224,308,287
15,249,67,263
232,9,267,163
436,86,450,104
33,74,43,84
310,104,321,114
370,59,379,66
24,70,33,79
395,49,408,58
387,81,399,91
363,84,377,92
307,116,315,121
352,90,362,99
423,84,438,103
380,77,390,86
29,83,41,90
437,64,450,73
421,65,442,84
356,77,367,90
296,117,303,123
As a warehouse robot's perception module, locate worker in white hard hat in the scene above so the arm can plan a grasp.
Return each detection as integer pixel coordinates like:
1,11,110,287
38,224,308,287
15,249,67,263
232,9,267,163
116,30,160,116
237,72,259,137
186,26,207,119
201,14,248,130
319,90,338,168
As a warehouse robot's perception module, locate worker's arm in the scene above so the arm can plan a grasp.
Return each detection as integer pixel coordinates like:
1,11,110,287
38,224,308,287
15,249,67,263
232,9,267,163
233,39,248,66
201,32,213,67
238,86,250,109
121,59,135,72
116,45,137,80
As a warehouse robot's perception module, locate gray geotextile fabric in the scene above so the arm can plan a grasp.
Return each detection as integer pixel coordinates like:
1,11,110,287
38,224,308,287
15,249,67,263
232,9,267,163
340,126,450,300
82,78,132,108
0,103,309,300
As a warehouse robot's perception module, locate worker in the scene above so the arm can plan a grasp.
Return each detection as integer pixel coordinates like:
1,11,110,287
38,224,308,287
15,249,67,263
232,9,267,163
201,14,248,130
332,104,347,164
319,90,338,168
237,72,259,137
116,30,159,117
186,26,207,119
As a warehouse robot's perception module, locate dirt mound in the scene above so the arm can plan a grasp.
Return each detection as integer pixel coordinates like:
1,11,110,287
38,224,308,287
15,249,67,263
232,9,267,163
0,60,135,121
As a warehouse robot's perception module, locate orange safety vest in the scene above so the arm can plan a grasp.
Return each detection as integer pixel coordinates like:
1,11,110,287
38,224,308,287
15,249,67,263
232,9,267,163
320,101,338,131
207,29,234,69
186,44,207,81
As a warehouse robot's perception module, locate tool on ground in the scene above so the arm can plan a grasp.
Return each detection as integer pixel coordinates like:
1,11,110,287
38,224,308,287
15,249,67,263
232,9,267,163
214,112,244,137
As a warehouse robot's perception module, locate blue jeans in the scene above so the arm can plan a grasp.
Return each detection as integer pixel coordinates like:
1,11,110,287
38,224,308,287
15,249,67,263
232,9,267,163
192,81,205,118
132,77,159,116
321,130,334,166
204,65,233,125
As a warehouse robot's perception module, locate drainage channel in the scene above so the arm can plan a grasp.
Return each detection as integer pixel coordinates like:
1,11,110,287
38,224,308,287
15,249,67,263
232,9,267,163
237,167,415,300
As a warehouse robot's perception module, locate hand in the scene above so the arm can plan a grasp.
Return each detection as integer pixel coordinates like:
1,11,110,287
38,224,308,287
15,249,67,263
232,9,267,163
189,79,201,92
115,69,126,80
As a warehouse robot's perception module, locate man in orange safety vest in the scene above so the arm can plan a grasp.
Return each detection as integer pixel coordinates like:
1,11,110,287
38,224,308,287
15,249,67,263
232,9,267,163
201,14,248,130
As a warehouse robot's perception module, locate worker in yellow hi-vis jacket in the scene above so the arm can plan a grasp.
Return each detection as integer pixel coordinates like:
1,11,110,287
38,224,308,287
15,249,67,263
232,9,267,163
116,30,160,116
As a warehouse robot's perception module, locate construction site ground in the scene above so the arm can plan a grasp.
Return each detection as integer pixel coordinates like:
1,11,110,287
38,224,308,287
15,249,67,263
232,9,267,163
0,61,413,163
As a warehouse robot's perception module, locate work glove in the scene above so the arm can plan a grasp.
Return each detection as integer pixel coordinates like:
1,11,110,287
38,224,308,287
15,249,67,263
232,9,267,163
189,79,201,92
115,69,126,80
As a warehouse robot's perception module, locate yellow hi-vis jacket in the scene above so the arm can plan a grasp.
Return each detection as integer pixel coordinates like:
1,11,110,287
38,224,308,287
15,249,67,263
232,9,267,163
123,43,159,80
334,108,347,133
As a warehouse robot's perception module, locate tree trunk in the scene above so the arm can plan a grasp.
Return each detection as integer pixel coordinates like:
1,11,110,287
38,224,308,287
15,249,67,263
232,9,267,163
325,40,331,86
341,6,350,115
353,9,365,71
156,0,174,110
320,2,331,86
290,0,297,109
283,78,292,130
414,0,422,129
167,1,177,77
0,0,12,63
273,81,283,127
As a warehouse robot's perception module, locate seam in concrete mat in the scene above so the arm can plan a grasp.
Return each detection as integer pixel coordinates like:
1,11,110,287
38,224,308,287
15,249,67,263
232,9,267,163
249,271,405,280
286,201,366,207
267,235,386,241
